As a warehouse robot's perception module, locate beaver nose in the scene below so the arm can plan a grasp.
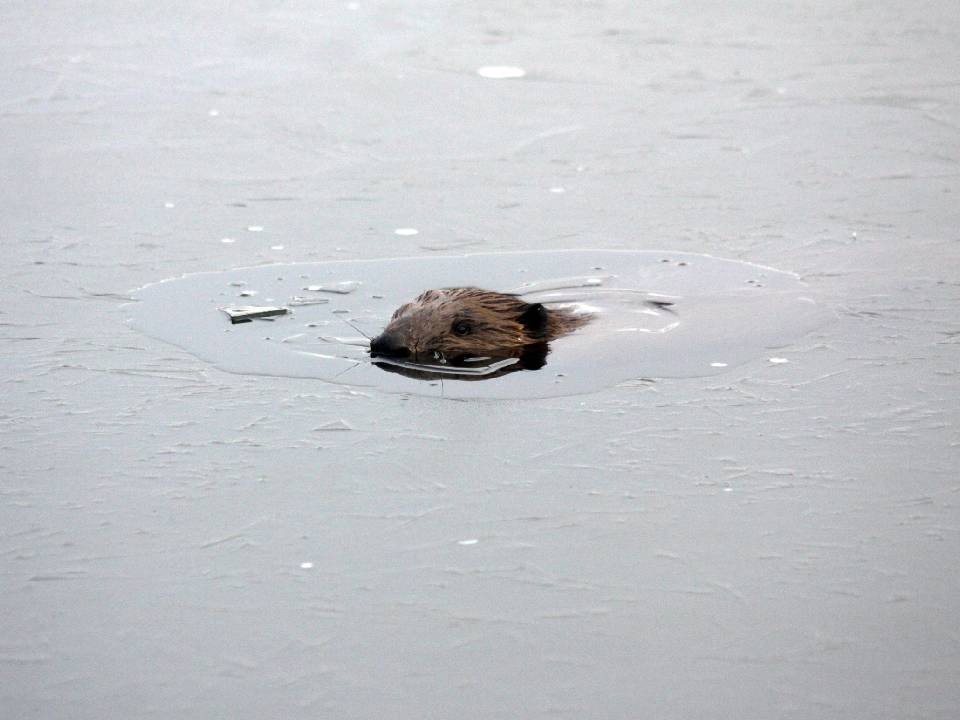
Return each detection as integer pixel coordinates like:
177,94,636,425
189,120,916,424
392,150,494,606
369,333,410,358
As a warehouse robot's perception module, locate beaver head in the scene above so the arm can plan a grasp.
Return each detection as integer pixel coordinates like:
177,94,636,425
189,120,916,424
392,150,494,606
369,287,590,368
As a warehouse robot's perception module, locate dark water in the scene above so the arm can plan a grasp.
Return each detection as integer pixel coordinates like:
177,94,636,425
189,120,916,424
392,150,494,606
126,250,825,398
2,2,959,719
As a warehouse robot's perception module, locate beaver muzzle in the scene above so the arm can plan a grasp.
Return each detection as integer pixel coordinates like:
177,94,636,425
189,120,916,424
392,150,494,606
369,332,410,359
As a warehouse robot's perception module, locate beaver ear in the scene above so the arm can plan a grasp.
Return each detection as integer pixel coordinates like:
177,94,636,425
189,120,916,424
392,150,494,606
517,302,548,337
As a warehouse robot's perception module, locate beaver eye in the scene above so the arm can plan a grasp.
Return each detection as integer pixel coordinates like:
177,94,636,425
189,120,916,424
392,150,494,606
452,320,472,336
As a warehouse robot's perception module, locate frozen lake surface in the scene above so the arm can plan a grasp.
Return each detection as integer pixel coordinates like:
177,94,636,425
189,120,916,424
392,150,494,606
2,2,959,719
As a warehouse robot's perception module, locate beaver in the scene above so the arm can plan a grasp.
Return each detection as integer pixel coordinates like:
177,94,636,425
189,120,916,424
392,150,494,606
368,287,593,370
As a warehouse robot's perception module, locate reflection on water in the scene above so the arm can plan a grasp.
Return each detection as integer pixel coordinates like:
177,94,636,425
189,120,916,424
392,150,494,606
372,344,548,383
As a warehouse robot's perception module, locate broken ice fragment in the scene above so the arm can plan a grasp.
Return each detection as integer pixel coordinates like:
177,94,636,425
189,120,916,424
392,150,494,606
288,296,330,306
221,305,288,324
302,281,361,294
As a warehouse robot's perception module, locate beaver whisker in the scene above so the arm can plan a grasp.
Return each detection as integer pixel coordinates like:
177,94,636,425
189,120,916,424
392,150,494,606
340,317,371,341
329,360,363,380
316,334,371,348
372,355,520,377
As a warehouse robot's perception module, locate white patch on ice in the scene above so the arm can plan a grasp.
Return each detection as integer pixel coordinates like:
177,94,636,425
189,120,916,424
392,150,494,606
477,66,526,79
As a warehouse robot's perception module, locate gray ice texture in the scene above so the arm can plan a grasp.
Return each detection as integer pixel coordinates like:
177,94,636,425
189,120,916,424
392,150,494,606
2,2,958,719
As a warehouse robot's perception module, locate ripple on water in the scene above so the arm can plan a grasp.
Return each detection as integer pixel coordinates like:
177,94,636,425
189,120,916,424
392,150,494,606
124,250,828,399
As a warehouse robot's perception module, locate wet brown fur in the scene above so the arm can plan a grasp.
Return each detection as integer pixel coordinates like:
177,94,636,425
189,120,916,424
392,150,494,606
370,287,591,364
